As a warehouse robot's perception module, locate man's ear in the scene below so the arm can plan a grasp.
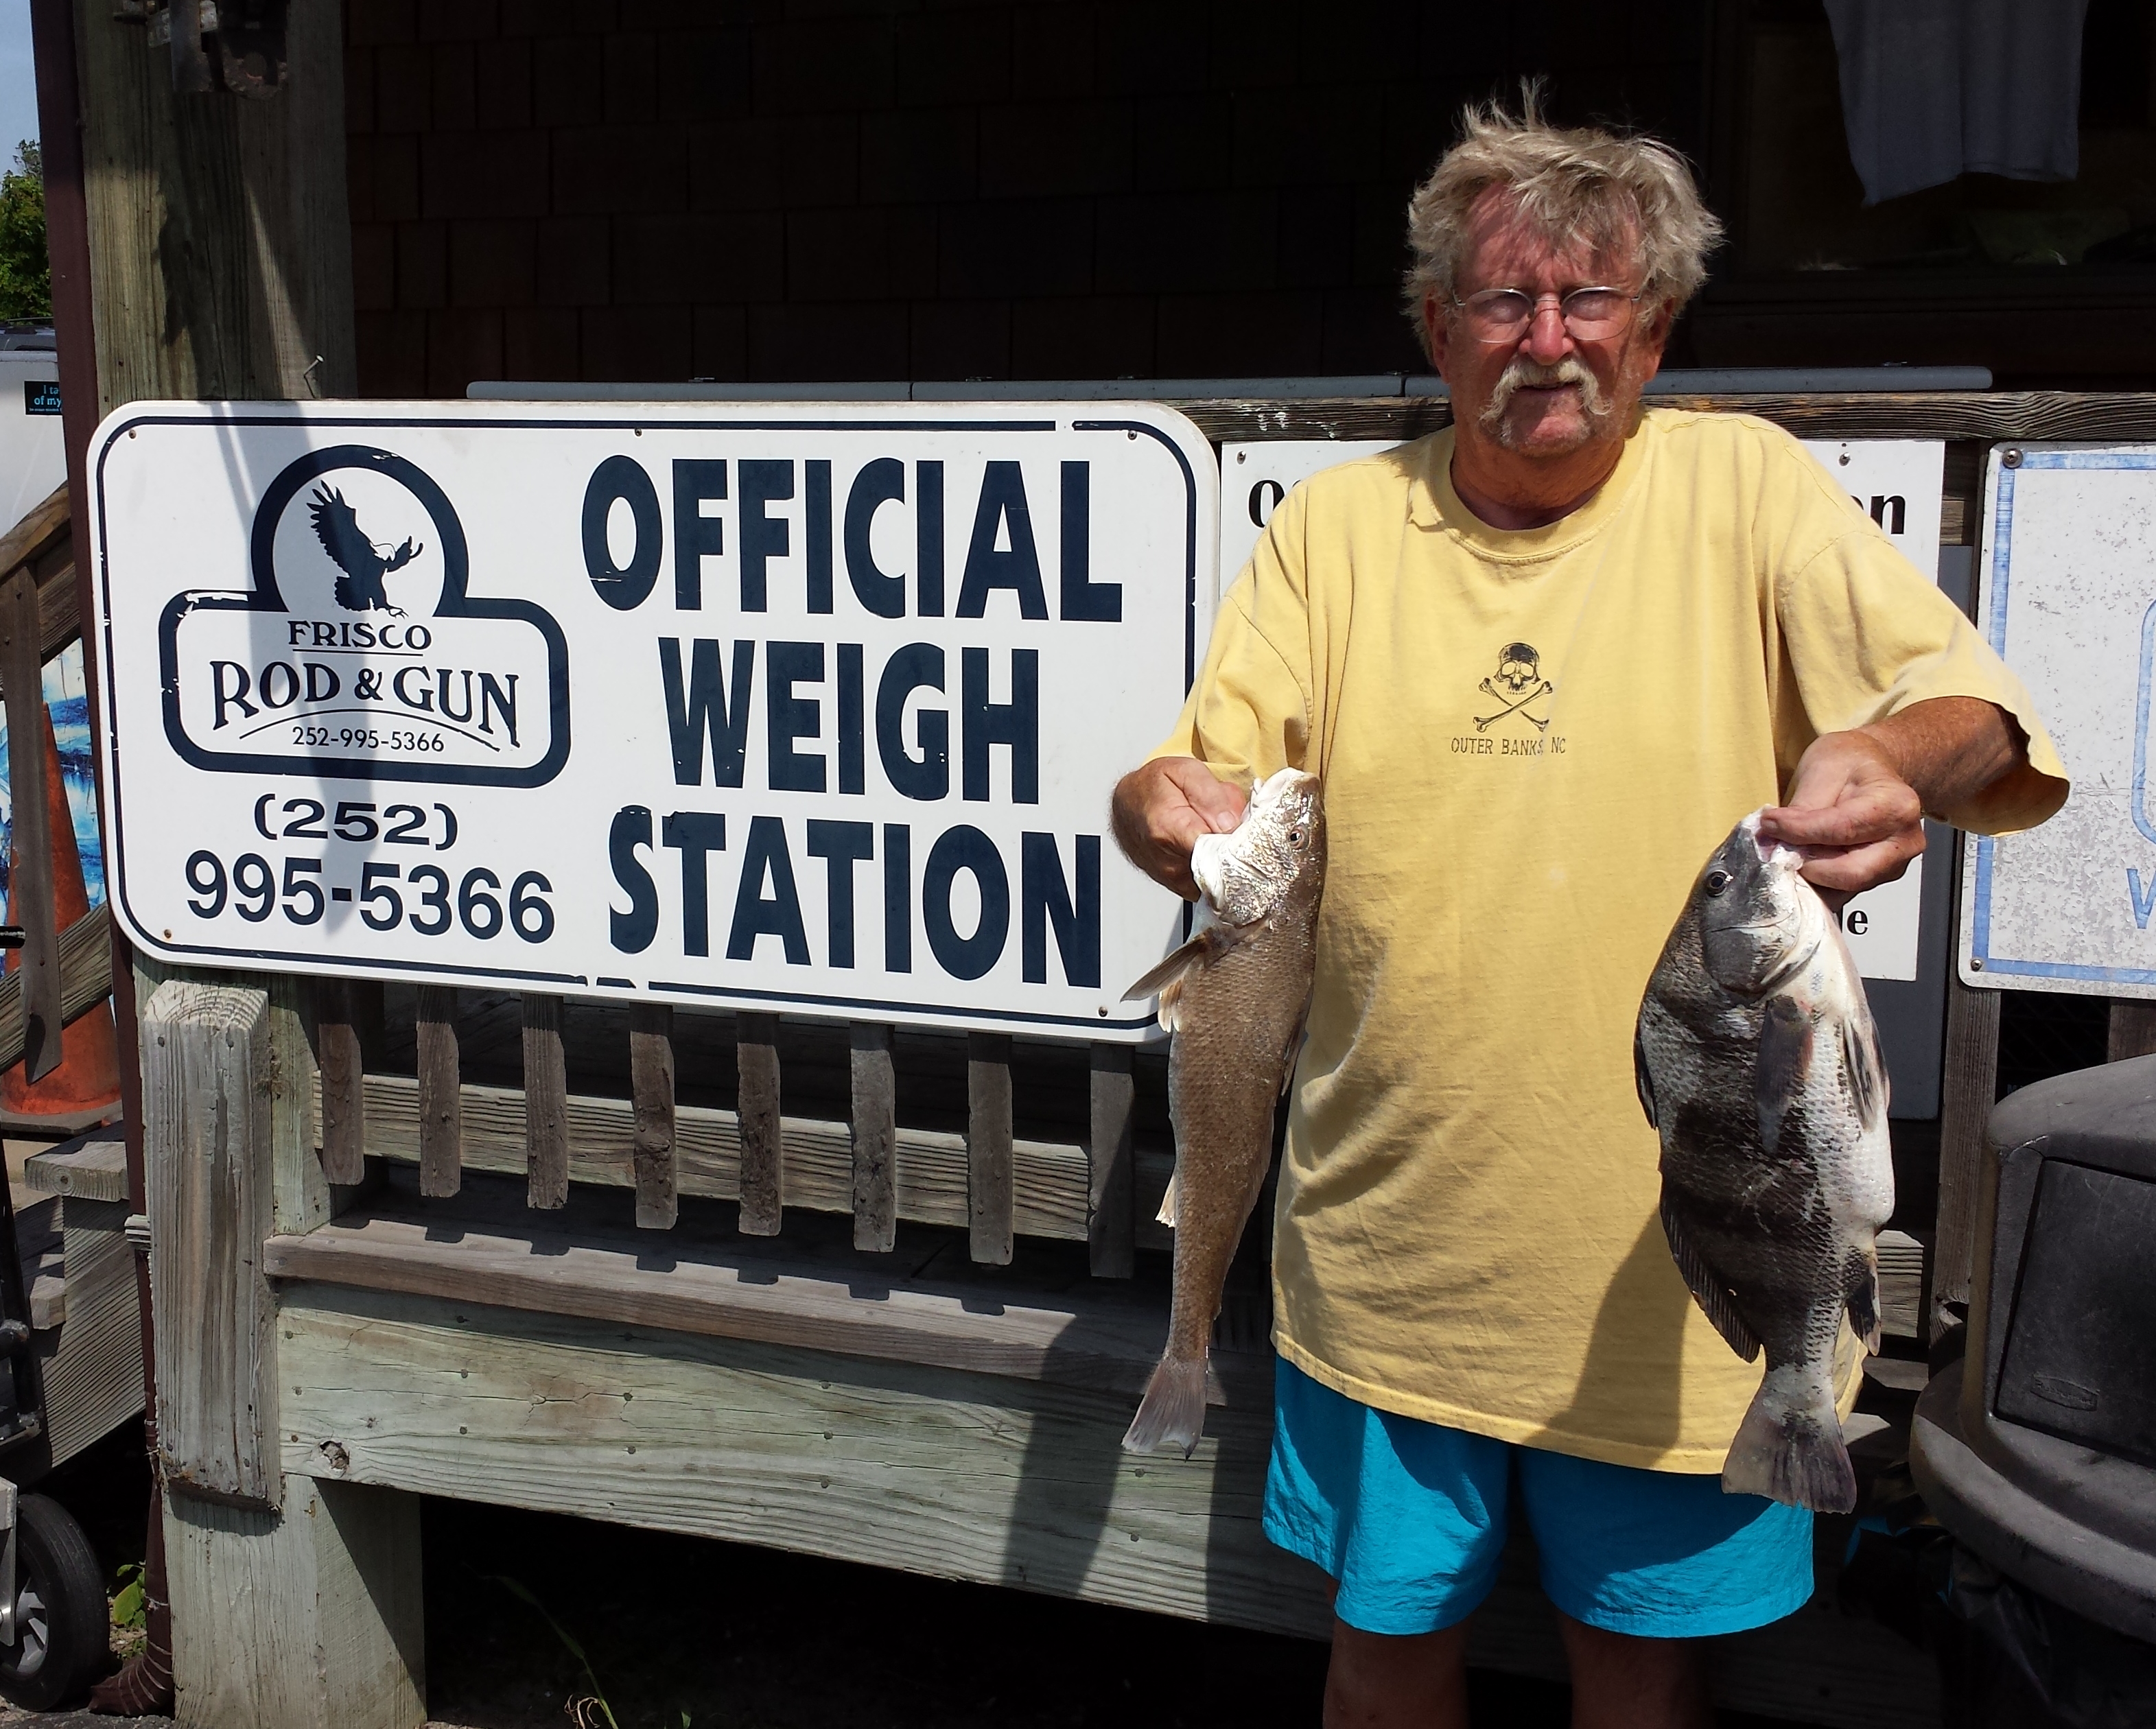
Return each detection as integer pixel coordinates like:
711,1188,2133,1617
1632,299,1675,384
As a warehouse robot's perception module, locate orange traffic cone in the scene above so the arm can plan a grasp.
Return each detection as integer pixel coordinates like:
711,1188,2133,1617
2,703,119,1120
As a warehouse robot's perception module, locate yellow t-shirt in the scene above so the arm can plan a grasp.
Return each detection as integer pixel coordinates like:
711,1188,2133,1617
1153,410,2067,1472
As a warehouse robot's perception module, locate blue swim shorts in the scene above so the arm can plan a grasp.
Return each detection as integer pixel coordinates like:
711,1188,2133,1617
1263,1359,1814,1638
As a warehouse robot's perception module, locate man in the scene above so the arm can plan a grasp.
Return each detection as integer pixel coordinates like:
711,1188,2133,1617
1112,100,2066,1729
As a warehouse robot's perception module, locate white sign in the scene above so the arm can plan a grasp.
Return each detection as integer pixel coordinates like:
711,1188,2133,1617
1218,434,1947,981
1960,444,2156,997
1798,440,1945,985
1802,438,1945,602
92,401,1217,1039
1219,440,1401,598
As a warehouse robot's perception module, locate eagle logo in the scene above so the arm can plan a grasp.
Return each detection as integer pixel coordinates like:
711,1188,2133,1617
307,484,423,617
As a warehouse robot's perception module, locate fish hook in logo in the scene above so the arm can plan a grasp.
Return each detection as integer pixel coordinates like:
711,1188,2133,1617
1475,642,1554,732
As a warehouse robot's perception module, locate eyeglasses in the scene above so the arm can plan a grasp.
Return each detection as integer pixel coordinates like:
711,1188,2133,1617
1449,286,1642,344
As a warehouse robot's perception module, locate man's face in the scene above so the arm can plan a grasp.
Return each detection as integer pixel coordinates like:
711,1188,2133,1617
1424,190,1670,464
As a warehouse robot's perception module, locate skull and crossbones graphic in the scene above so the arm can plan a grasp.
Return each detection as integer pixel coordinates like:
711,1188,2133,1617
1475,642,1555,731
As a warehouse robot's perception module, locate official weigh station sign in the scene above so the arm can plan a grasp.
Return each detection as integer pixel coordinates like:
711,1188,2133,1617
91,401,1216,1039
1220,435,1947,983
1961,444,2156,998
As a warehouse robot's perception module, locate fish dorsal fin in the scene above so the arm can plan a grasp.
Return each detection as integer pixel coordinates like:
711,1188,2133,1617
1156,1168,1179,1227
1660,1192,1763,1363
1634,1023,1659,1129
1840,1009,1889,1134
1122,925,1237,1033
1754,996,1815,1160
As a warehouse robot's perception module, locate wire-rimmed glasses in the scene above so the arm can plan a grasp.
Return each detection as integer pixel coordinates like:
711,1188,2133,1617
1449,286,1643,344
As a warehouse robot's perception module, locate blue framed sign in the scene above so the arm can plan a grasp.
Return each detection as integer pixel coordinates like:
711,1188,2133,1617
1962,443,2156,996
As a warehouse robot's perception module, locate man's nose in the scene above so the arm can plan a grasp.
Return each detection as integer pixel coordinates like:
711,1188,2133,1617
1521,301,1571,366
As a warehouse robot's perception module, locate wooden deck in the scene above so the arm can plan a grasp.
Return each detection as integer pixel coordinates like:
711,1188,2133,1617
253,1165,1938,1729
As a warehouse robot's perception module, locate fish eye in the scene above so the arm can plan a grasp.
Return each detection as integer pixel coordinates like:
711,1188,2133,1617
1704,869,1732,896
1287,827,1304,847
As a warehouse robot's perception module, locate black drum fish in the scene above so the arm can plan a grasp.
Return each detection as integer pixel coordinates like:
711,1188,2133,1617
1634,810,1894,1514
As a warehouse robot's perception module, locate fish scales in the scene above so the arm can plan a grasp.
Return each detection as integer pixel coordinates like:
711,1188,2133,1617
1120,768,1326,1457
1635,810,1893,1514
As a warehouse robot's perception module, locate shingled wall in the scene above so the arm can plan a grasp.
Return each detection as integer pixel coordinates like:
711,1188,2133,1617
344,0,1707,397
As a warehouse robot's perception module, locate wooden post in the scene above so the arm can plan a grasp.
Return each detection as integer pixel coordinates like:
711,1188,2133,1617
76,0,356,410
0,563,58,1081
629,1002,676,1230
849,1022,896,1252
968,1031,1014,1266
415,986,460,1199
263,974,326,1238
1087,1043,1136,1278
69,4,375,1719
521,994,567,1210
735,1011,782,1236
141,978,277,1508
1932,864,2002,1339
165,1475,423,1729
2108,1000,2156,1062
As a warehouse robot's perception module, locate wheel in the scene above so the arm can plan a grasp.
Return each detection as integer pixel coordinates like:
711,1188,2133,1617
0,1493,108,1710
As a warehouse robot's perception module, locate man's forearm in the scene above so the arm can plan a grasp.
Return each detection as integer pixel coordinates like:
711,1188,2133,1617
1858,696,2023,819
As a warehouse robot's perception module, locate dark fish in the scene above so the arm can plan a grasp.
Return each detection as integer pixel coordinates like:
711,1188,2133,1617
1634,810,1894,1513
1119,768,1326,1456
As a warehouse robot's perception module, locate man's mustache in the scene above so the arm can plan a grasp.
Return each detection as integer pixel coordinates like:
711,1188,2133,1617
1481,355,1609,425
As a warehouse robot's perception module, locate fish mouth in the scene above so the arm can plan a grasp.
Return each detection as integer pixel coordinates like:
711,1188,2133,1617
1191,768,1317,911
1737,808,1804,874
1249,766,1319,814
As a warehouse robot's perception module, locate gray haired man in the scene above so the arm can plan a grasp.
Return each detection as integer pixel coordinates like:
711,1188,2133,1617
1113,98,2064,1728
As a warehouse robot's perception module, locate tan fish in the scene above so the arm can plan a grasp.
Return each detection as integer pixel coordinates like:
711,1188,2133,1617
1634,810,1895,1513
1119,767,1326,1456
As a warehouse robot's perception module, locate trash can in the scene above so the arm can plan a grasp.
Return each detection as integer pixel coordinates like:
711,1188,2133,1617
1911,1053,2156,1640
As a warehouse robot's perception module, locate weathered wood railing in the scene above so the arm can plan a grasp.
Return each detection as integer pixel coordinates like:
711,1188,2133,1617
168,390,2156,1295
0,484,116,1081
308,989,1163,1267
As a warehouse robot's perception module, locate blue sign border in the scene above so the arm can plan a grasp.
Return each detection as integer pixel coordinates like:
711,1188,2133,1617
1967,446,2156,988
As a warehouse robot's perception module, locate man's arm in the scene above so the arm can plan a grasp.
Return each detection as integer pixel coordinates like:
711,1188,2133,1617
1758,695,2026,900
1110,757,1247,900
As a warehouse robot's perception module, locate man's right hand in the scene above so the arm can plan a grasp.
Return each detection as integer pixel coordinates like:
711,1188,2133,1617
1110,757,1247,900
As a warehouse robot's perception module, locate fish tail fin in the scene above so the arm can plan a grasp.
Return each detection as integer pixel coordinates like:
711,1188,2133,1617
1121,1352,1210,1458
1156,1169,1179,1227
1722,1365,1858,1514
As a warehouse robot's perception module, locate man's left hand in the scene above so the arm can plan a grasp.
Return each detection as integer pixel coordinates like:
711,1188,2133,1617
1757,730,1925,907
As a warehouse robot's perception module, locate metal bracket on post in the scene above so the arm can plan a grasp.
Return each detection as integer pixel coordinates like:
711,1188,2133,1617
131,0,288,97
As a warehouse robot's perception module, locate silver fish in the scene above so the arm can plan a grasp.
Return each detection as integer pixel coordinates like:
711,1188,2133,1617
1119,768,1326,1456
1634,810,1895,1513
